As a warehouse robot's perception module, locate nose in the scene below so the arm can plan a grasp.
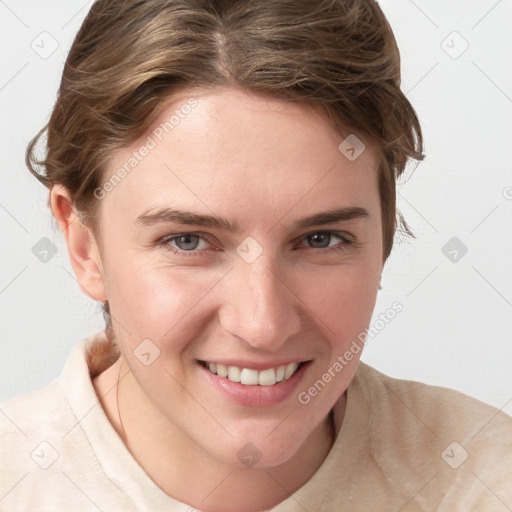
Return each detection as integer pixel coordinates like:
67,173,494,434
218,255,302,352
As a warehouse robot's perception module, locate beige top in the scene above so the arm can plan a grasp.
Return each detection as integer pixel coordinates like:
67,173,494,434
1,330,511,511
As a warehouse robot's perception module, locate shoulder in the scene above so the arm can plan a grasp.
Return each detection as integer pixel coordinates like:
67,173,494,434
0,329,114,444
0,375,71,439
354,362,512,508
0,339,86,469
0,331,128,509
0,378,76,505
357,361,512,442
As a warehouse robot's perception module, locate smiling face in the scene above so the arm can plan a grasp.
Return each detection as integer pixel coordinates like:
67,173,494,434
90,87,383,468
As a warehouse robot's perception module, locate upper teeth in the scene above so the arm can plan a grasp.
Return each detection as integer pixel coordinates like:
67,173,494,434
207,362,300,386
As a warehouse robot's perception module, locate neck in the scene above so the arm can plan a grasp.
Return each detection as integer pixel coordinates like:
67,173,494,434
96,357,345,512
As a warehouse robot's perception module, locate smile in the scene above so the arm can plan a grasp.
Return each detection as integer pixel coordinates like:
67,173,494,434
200,361,304,386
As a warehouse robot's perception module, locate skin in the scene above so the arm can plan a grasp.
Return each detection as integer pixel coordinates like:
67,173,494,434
51,87,384,511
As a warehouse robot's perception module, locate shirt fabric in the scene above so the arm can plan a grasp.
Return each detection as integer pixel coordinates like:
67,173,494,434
1,330,511,511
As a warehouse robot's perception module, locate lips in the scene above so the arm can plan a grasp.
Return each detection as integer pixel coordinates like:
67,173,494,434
198,359,312,407
201,361,303,386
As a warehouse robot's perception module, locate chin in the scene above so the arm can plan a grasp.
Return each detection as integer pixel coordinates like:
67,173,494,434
209,429,308,470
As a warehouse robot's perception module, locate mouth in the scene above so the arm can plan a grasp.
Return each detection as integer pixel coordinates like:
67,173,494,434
198,360,307,386
197,359,312,407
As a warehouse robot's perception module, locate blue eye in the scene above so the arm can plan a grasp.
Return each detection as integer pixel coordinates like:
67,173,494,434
302,232,352,250
157,231,355,257
158,233,211,256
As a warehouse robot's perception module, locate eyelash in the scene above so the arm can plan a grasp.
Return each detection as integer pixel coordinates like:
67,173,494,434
155,231,357,257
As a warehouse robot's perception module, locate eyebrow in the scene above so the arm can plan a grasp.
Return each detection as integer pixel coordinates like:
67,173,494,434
135,206,369,232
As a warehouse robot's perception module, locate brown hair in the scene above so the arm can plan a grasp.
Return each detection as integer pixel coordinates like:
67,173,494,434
26,0,423,368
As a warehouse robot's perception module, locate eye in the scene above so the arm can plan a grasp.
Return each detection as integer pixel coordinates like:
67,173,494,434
156,230,355,257
157,233,213,256
299,231,354,252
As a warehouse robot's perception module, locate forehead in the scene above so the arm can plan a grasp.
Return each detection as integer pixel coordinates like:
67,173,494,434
100,87,380,225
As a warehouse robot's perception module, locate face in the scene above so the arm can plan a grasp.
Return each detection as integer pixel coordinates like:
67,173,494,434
92,87,383,467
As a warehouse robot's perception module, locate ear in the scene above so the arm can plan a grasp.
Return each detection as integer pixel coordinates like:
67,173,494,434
50,185,107,302
378,260,385,291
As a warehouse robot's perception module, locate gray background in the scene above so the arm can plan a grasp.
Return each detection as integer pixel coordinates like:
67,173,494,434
1,0,511,414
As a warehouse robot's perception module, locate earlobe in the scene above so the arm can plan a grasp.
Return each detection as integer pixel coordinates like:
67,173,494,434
50,185,107,302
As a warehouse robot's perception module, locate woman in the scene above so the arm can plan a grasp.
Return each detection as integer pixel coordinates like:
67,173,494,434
1,0,510,510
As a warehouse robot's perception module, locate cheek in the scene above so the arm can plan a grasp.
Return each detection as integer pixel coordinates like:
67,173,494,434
296,267,377,410
303,262,379,339
105,261,230,360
